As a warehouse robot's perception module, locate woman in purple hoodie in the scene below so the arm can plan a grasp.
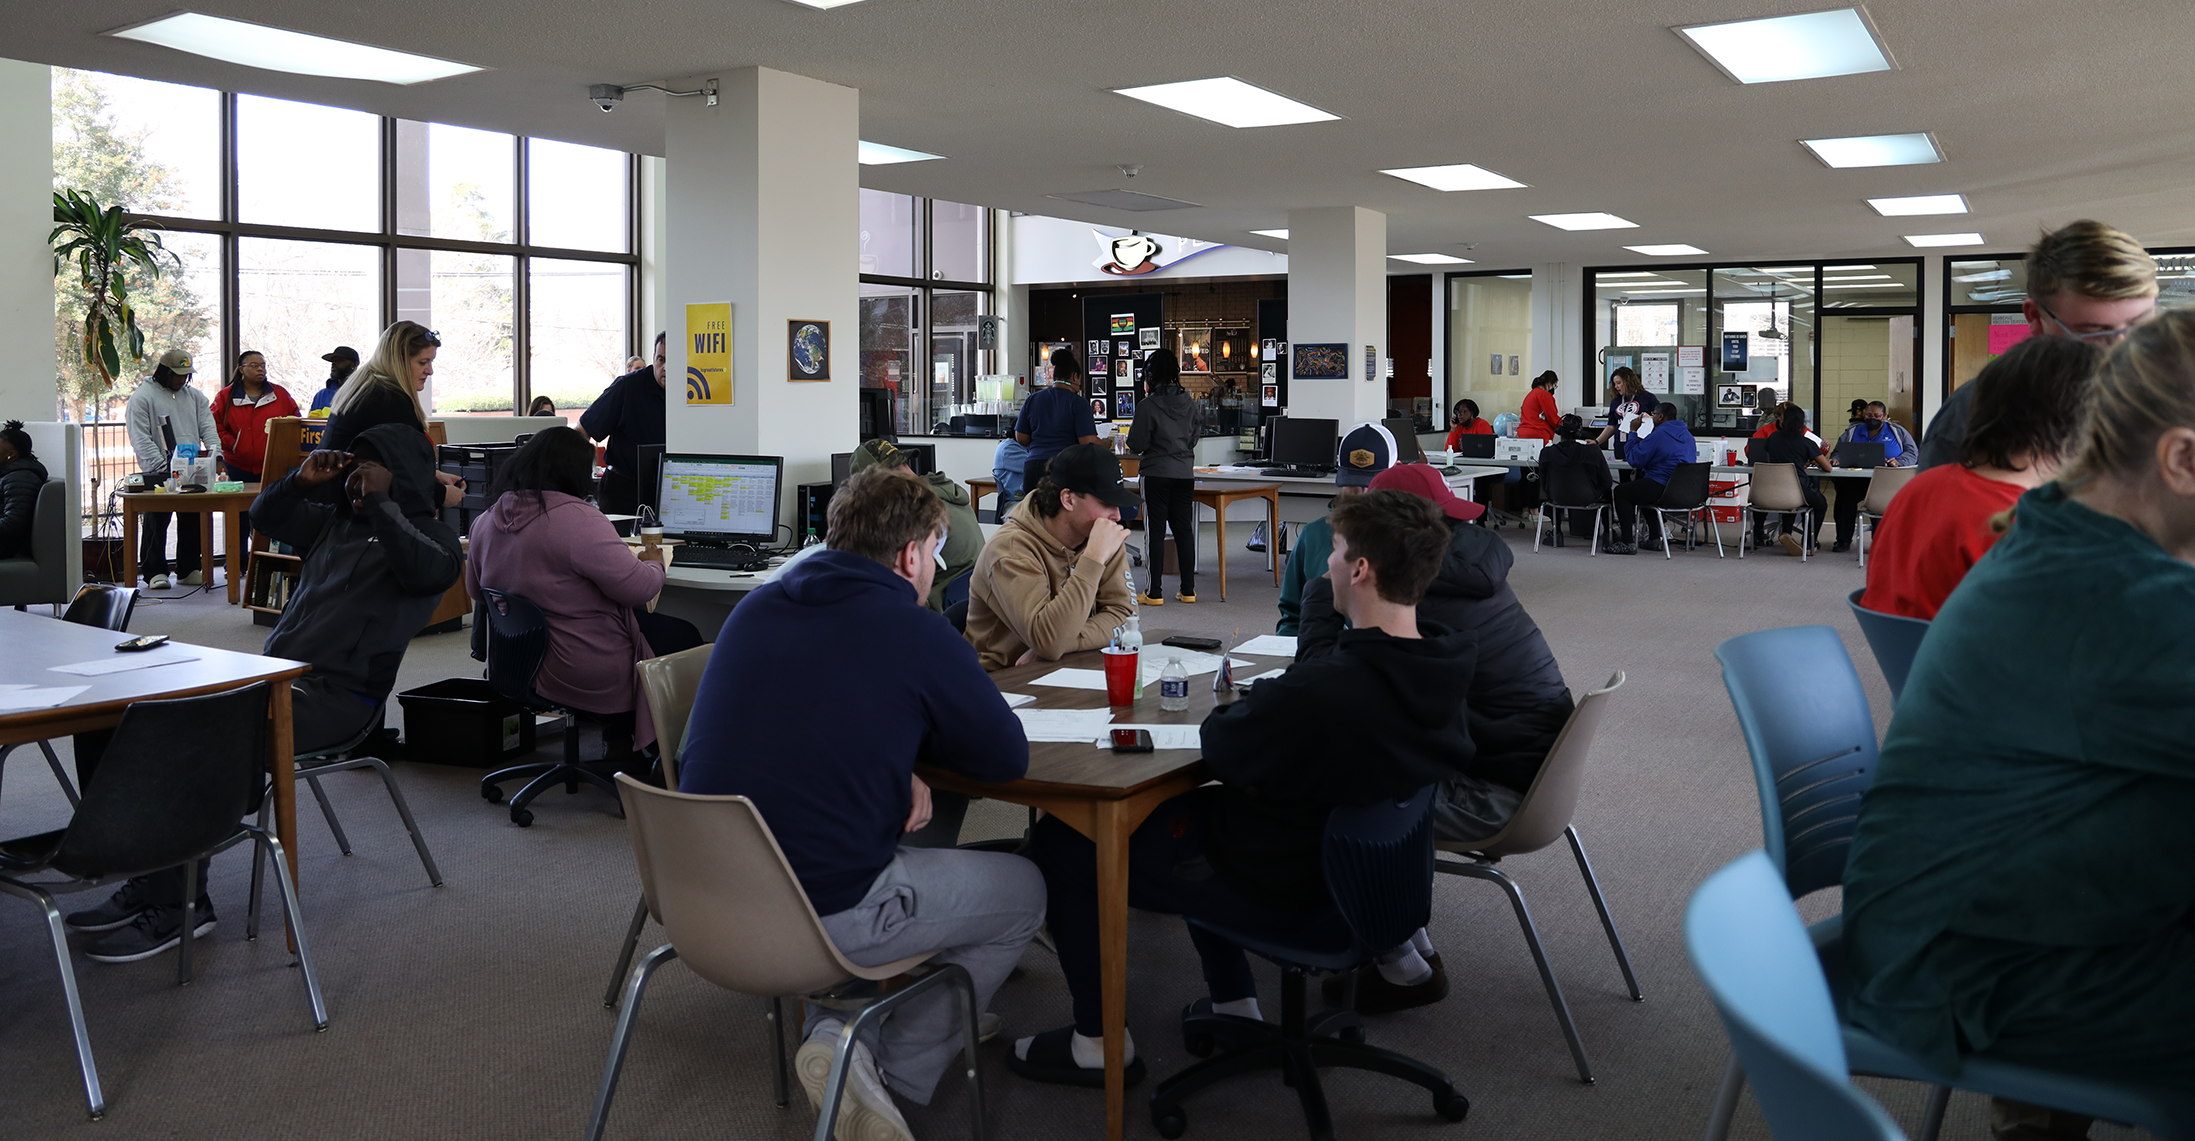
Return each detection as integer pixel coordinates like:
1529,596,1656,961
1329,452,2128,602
466,427,700,759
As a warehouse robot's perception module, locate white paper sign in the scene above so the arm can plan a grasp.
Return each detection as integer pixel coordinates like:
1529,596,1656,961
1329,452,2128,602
1680,366,1706,395
1641,353,1671,394
1677,345,1705,368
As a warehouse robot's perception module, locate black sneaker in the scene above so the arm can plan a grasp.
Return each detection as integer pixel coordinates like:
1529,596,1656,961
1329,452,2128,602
65,879,148,934
1832,540,1852,553
84,902,216,964
1604,540,1638,555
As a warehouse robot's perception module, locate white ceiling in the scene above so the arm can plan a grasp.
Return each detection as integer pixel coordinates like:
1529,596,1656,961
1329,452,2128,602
14,0,2195,269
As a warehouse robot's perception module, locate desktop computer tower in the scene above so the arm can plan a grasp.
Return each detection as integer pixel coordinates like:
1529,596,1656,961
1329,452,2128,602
796,481,834,543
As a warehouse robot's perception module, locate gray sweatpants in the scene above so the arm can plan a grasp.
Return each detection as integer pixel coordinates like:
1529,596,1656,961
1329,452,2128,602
810,846,1046,1104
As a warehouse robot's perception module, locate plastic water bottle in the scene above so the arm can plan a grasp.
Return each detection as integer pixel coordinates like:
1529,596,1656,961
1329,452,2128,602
1159,656,1189,712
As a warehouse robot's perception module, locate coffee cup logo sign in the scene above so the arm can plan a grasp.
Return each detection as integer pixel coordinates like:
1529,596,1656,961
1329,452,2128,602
1102,234,1163,276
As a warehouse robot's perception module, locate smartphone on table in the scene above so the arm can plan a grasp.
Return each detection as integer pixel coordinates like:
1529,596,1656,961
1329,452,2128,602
1109,729,1154,754
115,634,170,652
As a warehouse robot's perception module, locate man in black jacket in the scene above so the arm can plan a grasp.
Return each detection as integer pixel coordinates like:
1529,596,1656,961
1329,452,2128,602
1012,489,1470,1087
580,331,668,517
1539,414,1613,542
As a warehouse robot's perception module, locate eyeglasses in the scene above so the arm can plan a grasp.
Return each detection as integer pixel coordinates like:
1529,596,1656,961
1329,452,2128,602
2033,300,2143,343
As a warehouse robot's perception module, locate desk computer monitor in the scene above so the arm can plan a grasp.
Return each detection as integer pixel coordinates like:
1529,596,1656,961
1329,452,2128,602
1382,418,1424,463
1270,417,1340,468
635,444,666,514
1831,441,1885,469
657,454,783,545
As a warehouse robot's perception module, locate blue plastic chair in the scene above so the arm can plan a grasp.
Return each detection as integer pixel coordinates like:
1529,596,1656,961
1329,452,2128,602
1844,588,1930,702
1686,852,1907,1141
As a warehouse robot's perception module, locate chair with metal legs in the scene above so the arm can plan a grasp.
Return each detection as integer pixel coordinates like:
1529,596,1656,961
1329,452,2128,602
1855,466,1917,568
1739,464,1815,561
1432,672,1639,1084
1534,460,1609,555
0,585,140,810
1645,461,1725,558
247,712,444,921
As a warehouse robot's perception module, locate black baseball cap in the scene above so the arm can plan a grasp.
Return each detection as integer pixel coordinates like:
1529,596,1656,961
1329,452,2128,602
323,346,360,364
1046,444,1139,509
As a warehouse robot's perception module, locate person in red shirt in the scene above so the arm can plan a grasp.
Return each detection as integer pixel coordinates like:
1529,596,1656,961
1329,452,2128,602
1444,399,1494,450
1517,372,1562,441
213,349,300,546
1860,336,2105,620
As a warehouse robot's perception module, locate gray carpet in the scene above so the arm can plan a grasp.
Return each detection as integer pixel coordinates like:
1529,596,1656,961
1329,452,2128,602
0,524,2153,1140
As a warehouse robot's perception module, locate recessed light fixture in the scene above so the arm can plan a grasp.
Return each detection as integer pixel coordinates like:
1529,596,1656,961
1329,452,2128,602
1390,253,1473,264
1824,264,1879,271
857,141,944,165
1953,268,2012,283
1803,132,1942,168
1822,274,1893,281
780,0,871,7
1904,232,1984,248
108,12,481,84
1248,228,1289,239
1674,7,1894,85
1378,163,1527,192
1822,283,1910,289
1111,77,1340,129
1868,193,1968,216
1757,266,1814,273
1598,271,1662,278
1530,212,1638,231
1624,244,1708,256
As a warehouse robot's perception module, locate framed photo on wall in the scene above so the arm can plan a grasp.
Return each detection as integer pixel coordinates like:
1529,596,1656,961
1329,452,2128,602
1115,391,1135,419
1088,340,1106,361
1139,327,1161,350
1114,358,1131,382
1090,397,1108,421
787,320,830,381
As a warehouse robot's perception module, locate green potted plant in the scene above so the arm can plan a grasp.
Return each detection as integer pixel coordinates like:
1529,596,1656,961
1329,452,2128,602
50,187,176,396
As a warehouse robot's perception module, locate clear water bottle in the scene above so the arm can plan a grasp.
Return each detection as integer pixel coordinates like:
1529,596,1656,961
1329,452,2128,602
1159,655,1189,712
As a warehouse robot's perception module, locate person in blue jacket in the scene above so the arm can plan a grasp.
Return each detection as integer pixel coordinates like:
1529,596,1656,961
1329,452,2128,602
1606,404,1695,554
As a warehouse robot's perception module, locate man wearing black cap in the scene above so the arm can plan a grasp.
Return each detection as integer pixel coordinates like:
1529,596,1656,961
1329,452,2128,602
963,442,1138,671
303,345,360,451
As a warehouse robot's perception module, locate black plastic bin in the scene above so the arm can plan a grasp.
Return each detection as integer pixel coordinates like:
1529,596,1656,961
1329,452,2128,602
397,678,537,767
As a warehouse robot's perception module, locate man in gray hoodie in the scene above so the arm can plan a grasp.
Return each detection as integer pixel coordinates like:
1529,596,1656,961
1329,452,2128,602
1126,349,1202,603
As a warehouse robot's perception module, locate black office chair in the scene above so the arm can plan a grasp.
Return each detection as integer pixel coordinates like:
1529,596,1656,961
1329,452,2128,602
1149,786,1468,1138
1643,461,1725,559
475,588,623,827
0,585,140,809
0,682,327,1120
1534,462,1609,555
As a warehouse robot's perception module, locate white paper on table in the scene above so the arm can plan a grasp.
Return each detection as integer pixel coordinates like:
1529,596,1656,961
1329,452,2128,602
1230,634,1298,658
1235,668,1287,685
1093,724,1202,751
0,684,33,692
49,652,202,677
1014,708,1116,743
1031,668,1110,691
1137,650,1249,684
0,685,91,713
1001,692,1036,708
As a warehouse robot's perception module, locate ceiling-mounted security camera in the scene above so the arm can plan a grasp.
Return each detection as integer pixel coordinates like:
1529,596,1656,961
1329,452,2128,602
1119,164,1142,179
589,84,624,113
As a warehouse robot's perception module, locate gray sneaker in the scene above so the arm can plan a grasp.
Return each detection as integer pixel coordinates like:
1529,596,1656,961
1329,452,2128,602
85,902,216,964
65,879,149,933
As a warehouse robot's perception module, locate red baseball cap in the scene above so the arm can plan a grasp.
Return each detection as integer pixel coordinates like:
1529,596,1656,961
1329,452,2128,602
1369,462,1485,521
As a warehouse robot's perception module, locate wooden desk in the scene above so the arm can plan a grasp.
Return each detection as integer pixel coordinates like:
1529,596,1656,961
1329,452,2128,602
968,478,998,518
117,485,262,604
1124,478,1282,600
0,610,311,907
919,635,1294,1141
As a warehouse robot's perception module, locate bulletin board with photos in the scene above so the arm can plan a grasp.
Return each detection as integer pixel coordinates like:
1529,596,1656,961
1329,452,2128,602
1081,292,1164,422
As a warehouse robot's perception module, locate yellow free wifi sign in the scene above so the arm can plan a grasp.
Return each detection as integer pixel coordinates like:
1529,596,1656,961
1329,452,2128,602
685,302,732,405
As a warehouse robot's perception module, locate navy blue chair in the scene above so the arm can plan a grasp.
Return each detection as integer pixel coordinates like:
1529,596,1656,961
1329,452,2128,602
1844,588,1930,702
1148,785,1468,1139
477,588,622,827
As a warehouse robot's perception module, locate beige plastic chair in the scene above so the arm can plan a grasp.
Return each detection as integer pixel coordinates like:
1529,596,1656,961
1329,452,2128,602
587,775,988,1141
1855,466,1918,569
1432,672,1638,1084
603,644,714,1008
1739,464,1814,562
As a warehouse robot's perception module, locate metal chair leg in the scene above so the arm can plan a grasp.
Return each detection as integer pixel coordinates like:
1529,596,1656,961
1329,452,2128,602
254,831,329,1029
357,757,443,886
1917,1084,1952,1141
178,888,197,986
587,942,680,1141
1564,826,1642,1000
604,895,650,1009
1702,1054,1745,1141
305,773,352,856
770,997,791,1108
247,802,269,941
955,968,989,1141
38,740,81,807
0,881,104,1118
1438,859,1594,1082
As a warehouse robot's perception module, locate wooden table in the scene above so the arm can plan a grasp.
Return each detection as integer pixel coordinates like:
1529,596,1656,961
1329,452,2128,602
1123,478,1282,601
919,635,1295,1141
968,478,998,519
0,610,311,912
117,485,262,604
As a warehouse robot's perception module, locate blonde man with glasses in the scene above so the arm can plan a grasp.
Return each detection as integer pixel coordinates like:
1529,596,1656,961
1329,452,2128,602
1922,220,2158,470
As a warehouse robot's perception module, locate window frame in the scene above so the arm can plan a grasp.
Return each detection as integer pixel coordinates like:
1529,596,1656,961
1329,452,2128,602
859,197,995,437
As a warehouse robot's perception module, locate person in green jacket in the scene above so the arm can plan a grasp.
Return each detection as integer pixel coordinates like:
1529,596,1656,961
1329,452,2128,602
1842,313,2195,1114
1276,422,1397,634
851,440,983,612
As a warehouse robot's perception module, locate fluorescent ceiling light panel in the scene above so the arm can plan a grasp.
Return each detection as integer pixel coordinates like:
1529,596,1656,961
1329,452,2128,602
1825,264,1880,270
1111,77,1339,129
1904,232,1984,247
1379,163,1527,192
1868,193,1968,216
781,0,872,7
1823,283,1908,289
1822,274,1892,281
1390,253,1473,264
1598,271,1661,278
1531,212,1637,231
109,12,480,84
1953,268,2012,282
1803,132,1941,168
857,141,944,165
1675,7,1894,85
1249,229,1289,239
1624,244,1707,256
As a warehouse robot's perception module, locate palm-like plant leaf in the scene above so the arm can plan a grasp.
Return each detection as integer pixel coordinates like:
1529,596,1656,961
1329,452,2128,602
50,188,176,393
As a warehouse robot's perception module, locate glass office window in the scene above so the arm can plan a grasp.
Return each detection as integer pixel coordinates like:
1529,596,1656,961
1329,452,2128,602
859,283,919,433
238,239,382,390
529,258,630,417
1820,262,1917,309
395,121,515,243
406,250,516,415
922,289,984,432
236,95,380,232
931,200,989,284
1446,273,1533,426
51,69,222,221
860,190,919,279
1947,258,2025,307
1712,267,1816,428
527,139,627,252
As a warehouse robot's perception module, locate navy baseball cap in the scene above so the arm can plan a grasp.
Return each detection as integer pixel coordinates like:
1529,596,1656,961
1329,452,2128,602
1335,422,1398,487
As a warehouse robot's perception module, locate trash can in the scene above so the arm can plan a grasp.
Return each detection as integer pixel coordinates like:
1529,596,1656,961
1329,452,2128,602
397,678,536,767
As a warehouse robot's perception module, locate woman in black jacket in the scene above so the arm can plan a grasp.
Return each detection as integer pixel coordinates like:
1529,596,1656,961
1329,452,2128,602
1126,349,1200,603
0,421,48,560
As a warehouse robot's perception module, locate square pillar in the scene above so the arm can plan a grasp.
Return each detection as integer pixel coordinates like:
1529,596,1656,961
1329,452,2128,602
1286,206,1388,428
0,58,54,424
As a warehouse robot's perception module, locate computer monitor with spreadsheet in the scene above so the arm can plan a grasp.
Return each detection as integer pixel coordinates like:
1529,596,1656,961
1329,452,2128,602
656,454,783,543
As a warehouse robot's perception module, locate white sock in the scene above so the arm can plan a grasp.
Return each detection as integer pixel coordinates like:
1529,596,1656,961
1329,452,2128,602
1374,946,1434,987
1211,997,1263,1021
1410,927,1435,957
1014,1029,1136,1067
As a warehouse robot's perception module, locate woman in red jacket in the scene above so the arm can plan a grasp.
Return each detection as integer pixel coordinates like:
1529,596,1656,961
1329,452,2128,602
1518,371,1562,441
1444,399,1495,450
214,350,299,543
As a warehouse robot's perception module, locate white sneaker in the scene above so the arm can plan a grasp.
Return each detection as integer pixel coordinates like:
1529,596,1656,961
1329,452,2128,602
179,570,205,586
796,1021,914,1141
147,573,172,590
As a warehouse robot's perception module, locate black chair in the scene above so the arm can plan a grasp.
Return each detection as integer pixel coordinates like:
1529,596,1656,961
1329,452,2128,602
1535,461,1609,555
1149,786,1468,1138
0,586,140,809
475,588,622,827
246,711,443,920
1644,461,1724,559
0,682,327,1120
944,598,969,634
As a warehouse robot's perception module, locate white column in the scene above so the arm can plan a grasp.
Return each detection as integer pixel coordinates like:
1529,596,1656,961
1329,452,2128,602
663,67,859,513
0,58,53,424
1919,256,1943,433
1530,263,1585,412
1286,206,1387,427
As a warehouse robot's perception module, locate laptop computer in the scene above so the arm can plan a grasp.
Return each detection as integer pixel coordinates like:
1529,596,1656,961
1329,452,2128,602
1450,434,1497,460
1381,418,1424,464
1832,441,1886,469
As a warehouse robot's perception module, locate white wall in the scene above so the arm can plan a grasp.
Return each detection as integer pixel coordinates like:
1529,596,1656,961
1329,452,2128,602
1011,213,1287,286
1286,206,1387,427
0,58,53,426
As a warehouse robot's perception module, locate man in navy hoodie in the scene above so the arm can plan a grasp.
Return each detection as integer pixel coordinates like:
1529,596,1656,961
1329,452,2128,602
679,467,1040,1141
1607,403,1697,555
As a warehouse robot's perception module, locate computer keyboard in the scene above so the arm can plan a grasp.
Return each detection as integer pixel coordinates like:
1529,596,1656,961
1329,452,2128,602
678,545,775,571
1256,466,1337,479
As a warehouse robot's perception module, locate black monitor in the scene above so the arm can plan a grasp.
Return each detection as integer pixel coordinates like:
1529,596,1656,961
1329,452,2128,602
635,444,666,514
656,453,783,544
857,387,895,442
1270,417,1339,467
1451,434,1497,459
1381,418,1423,464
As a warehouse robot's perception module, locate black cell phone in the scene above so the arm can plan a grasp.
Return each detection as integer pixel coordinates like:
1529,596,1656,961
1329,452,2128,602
1161,636,1222,652
1109,729,1154,753
115,634,169,653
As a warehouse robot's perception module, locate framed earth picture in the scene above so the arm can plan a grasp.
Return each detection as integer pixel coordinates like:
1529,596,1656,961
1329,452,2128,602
787,320,830,381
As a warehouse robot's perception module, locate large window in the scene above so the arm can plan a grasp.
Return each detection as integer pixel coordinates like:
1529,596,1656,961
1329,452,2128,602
50,68,640,423
858,191,994,436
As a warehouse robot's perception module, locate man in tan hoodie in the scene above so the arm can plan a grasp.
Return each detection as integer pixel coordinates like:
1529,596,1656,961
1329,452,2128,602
965,443,1139,671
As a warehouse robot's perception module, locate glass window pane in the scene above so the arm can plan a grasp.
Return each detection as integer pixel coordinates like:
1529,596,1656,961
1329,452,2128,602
1948,258,2027,307
2156,251,2195,311
239,239,382,402
1713,267,1817,430
396,121,515,242
529,258,630,425
394,250,515,415
56,231,221,421
1445,274,1533,432
924,289,983,433
1820,261,1917,308
1594,267,1709,404
51,68,222,221
860,189,917,278
237,95,381,231
527,139,627,252
930,200,988,284
860,282,919,434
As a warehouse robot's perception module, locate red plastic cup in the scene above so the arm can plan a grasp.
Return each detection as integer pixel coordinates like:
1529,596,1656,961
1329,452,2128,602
1101,647,1139,706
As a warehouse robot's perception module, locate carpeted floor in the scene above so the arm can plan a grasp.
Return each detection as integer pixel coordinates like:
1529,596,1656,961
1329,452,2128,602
0,521,2154,1140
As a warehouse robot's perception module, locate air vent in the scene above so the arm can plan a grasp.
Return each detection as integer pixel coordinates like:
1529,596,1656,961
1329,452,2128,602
1044,188,1202,212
